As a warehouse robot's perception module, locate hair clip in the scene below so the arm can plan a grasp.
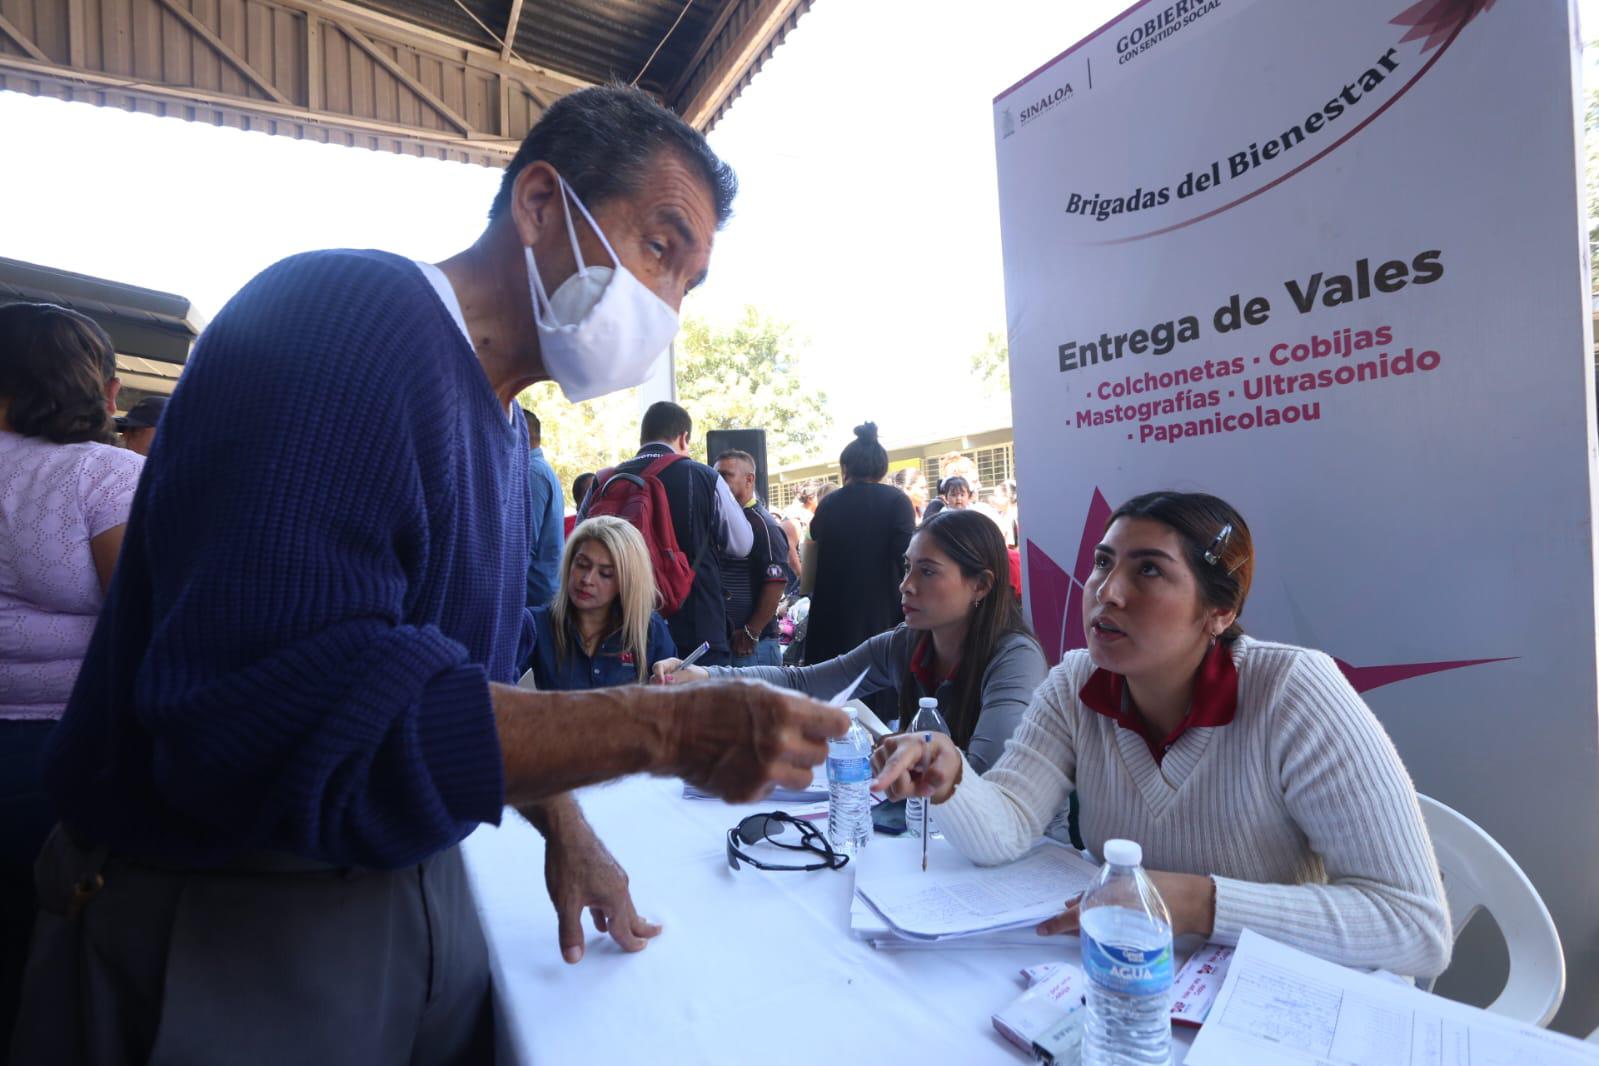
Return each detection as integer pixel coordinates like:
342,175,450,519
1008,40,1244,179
1203,523,1234,567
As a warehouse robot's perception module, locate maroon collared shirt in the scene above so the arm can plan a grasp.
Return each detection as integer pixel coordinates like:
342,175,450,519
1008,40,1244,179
1077,639,1240,764
909,633,959,693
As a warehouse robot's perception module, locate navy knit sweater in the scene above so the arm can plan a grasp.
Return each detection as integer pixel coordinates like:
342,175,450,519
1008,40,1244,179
44,250,529,869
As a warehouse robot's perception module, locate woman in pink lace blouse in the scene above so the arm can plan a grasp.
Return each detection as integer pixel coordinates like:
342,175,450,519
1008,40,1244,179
0,302,144,1048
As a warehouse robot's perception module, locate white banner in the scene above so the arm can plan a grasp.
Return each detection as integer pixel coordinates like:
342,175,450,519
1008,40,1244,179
997,0,1598,1034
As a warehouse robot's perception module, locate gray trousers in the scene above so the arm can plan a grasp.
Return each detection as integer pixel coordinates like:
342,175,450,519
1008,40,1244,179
10,827,494,1066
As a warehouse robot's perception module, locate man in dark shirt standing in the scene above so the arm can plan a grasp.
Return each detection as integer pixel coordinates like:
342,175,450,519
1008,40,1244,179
591,401,751,665
715,449,789,667
14,86,843,1064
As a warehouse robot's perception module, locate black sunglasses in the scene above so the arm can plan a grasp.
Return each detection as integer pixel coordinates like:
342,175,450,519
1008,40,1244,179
726,812,849,872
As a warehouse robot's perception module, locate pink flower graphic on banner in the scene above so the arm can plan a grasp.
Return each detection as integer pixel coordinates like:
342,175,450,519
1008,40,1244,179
1099,0,1490,244
1392,0,1497,53
1025,490,1512,693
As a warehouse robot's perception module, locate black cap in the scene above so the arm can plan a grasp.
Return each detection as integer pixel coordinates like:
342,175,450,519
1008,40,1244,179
115,395,167,431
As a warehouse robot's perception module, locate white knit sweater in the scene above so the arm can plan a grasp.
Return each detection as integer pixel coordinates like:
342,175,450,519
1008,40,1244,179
934,635,1453,977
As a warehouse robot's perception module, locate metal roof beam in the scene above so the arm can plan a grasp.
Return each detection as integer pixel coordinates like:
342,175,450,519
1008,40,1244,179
0,52,521,160
0,11,49,61
340,22,472,134
499,0,523,62
151,0,293,105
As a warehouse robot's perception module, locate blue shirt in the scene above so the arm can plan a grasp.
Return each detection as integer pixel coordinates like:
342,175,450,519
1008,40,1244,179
526,605,676,690
525,446,565,608
43,249,529,869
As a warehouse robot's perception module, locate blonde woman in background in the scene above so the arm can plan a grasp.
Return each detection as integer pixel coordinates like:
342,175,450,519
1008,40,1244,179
525,517,675,690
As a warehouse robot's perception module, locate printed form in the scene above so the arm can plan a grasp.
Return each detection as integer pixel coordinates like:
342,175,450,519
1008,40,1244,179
854,836,1099,940
1186,931,1599,1066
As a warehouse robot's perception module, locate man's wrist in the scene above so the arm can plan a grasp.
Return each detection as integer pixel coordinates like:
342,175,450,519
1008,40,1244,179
521,793,587,841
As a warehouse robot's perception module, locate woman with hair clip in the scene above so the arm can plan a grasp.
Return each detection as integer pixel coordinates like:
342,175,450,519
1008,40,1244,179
0,302,146,1049
525,516,675,690
871,491,1452,977
654,509,1047,773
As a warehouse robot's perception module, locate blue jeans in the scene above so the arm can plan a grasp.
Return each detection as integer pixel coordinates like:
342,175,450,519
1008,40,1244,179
731,639,783,668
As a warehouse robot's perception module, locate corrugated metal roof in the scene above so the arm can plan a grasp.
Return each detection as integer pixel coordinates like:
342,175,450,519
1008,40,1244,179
343,0,808,123
356,0,720,88
0,0,806,165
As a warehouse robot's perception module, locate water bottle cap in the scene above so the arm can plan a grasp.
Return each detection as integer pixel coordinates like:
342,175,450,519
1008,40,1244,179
1103,839,1142,867
917,697,939,709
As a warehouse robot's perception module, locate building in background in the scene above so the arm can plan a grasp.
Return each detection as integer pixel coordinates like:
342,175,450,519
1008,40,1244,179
769,424,1013,509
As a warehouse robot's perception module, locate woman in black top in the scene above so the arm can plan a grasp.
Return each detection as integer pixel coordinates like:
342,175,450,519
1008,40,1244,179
803,423,917,664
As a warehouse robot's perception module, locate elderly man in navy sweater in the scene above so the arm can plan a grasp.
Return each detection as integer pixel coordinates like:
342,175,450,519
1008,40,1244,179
12,86,846,1064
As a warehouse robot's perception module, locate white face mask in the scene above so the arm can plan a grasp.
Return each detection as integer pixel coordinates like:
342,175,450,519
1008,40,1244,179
525,175,680,403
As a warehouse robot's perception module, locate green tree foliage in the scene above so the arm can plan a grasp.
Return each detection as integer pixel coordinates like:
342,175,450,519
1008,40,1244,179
675,306,832,468
516,307,830,506
970,330,1010,396
516,383,642,507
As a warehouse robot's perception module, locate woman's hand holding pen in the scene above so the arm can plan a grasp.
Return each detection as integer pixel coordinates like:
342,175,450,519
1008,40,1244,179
870,732,962,804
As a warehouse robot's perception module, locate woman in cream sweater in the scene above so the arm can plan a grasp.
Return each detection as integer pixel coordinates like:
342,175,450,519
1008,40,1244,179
872,491,1452,977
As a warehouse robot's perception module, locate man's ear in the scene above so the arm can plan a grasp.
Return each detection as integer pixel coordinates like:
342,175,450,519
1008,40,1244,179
509,162,562,247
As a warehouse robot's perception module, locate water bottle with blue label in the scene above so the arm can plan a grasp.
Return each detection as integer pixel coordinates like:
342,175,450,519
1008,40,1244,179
825,707,873,854
904,697,949,839
1080,838,1174,1065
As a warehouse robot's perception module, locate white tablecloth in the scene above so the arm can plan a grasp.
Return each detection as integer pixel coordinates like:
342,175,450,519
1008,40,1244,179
462,776,1196,1065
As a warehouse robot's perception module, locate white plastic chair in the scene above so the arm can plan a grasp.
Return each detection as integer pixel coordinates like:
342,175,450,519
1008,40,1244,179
1417,794,1565,1028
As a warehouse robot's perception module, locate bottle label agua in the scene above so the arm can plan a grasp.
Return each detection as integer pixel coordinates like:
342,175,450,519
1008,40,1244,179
1081,932,1173,997
827,756,871,783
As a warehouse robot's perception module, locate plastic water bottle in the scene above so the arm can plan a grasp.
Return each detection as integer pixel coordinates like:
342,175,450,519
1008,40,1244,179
904,697,949,839
1080,839,1174,1065
826,707,873,855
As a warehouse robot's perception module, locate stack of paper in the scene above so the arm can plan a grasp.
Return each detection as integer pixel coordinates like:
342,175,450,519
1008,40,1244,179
1187,931,1599,1066
853,835,1100,942
848,893,1056,950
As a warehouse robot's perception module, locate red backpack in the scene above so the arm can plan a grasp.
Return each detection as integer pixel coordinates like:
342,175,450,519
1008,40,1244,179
582,453,702,616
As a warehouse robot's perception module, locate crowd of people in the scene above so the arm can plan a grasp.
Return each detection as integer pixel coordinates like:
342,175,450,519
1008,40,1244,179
0,82,1450,1063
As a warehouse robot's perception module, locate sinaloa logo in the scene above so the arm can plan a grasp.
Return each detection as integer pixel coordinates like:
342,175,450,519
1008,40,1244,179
1019,83,1074,129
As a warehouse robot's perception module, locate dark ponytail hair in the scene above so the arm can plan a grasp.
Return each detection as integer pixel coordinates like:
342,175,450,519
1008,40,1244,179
900,509,1039,750
839,422,888,482
0,302,118,445
1107,491,1254,641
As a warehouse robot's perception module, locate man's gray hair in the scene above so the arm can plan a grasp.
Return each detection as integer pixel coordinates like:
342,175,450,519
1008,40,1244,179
714,449,757,473
489,84,737,226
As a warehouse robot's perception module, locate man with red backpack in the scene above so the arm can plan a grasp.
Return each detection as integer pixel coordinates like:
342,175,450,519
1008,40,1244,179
582,401,751,665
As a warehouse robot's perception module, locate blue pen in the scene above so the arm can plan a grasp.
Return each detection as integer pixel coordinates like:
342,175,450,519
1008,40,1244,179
676,641,711,671
663,642,710,685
